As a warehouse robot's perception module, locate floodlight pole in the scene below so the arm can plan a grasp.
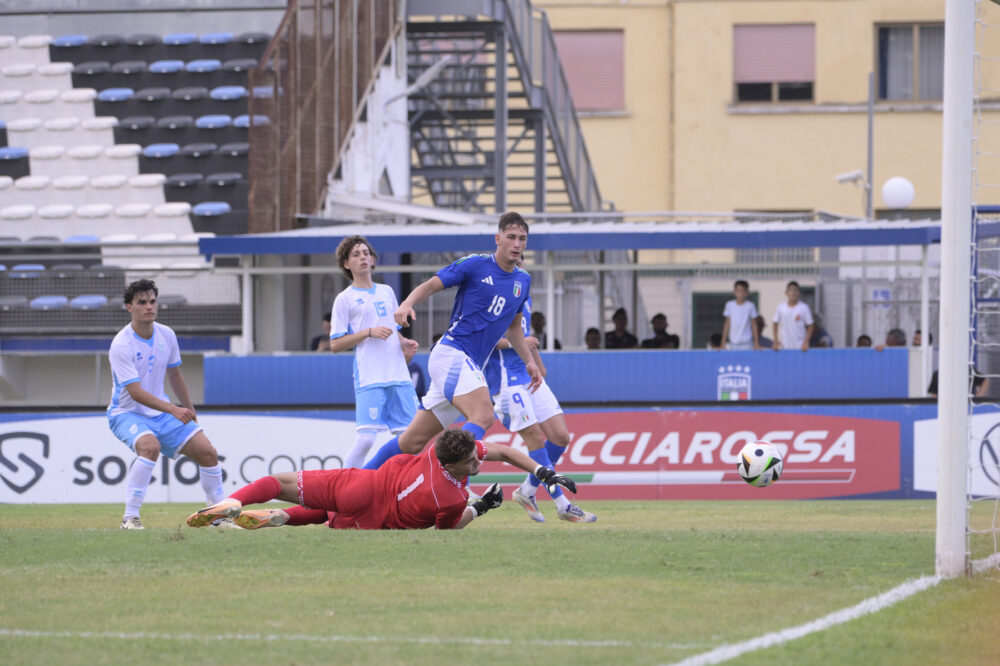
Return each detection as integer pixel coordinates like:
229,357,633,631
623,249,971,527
936,0,974,579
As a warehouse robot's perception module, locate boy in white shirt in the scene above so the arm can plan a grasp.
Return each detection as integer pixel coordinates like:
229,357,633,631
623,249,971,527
772,281,815,351
329,235,419,468
720,280,760,350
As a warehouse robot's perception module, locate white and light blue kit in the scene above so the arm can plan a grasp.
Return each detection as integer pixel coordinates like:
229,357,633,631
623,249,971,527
423,253,531,424
485,297,563,432
330,283,418,432
107,322,201,458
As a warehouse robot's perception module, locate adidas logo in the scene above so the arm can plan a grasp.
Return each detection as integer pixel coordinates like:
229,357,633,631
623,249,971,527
481,276,494,285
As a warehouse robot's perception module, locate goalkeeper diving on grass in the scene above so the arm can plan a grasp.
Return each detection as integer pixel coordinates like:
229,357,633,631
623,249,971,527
186,429,576,531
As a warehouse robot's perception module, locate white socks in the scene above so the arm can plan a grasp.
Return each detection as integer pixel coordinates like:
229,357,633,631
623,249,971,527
343,429,379,469
124,457,156,518
199,464,225,504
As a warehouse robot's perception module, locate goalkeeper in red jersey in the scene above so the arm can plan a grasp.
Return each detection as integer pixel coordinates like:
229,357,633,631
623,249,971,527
186,429,575,530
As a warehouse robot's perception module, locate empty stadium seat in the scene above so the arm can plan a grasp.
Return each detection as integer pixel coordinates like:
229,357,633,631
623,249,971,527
104,143,142,176
136,86,170,102
124,34,163,61
49,34,88,62
37,62,73,89
52,175,89,205
192,200,230,217
126,173,166,205
82,116,118,143
0,295,29,310
0,145,30,178
30,294,69,310
222,58,258,74
13,174,50,204
10,263,46,278
71,60,113,89
66,144,104,173
1,204,36,222
157,293,188,307
70,293,109,309
97,87,134,103
114,115,155,143
16,35,53,66
142,142,180,158
165,172,204,203
233,114,269,128
28,144,67,177
204,171,246,208
60,87,98,118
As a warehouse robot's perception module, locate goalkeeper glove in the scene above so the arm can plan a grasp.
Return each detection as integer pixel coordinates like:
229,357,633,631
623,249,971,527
534,466,577,494
471,482,503,516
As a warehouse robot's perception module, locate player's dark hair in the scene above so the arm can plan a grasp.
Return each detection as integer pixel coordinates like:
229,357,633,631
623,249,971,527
335,235,377,280
734,279,749,290
886,328,906,346
498,211,529,234
123,279,158,305
786,280,800,290
435,429,476,465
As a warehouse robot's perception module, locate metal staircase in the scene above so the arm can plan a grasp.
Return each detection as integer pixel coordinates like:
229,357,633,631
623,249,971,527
405,0,606,213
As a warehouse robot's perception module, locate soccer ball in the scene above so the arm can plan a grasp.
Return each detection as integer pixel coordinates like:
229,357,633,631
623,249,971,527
737,441,783,488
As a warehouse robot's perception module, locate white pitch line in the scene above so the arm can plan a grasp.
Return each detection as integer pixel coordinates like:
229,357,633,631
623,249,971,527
0,628,701,651
971,552,1000,574
666,575,942,666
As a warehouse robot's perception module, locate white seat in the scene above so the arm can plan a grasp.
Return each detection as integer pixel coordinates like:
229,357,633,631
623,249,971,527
0,89,28,121
126,173,166,205
151,201,195,236
66,144,104,179
42,116,86,145
2,62,45,92
154,202,192,217
81,116,118,145
0,35,15,50
37,202,75,237
76,202,113,219
38,203,73,219
117,202,153,217
37,61,72,89
15,35,52,67
92,173,128,192
51,175,90,206
0,175,13,195
13,174,50,206
5,116,43,148
104,143,142,176
143,232,178,242
1,203,36,221
28,144,67,177
0,88,22,104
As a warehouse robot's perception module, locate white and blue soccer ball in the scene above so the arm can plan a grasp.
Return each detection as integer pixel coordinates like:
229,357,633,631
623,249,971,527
737,441,783,488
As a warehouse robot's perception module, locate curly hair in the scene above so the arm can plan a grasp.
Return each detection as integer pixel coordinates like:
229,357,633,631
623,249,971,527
497,211,528,234
335,235,377,281
434,429,477,466
123,279,158,305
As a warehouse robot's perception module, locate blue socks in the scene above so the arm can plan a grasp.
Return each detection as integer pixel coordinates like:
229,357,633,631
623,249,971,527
362,436,402,470
462,422,486,440
527,446,563,499
545,440,566,466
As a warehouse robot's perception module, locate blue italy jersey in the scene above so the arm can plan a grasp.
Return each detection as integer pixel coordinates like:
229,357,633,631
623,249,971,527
484,297,532,395
436,253,531,368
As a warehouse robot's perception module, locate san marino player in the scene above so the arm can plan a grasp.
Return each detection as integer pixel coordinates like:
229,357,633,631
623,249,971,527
486,296,596,523
329,236,419,468
107,279,228,529
186,429,577,531
361,212,541,468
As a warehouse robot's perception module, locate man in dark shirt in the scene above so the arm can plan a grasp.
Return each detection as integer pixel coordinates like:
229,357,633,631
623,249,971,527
641,313,680,349
605,308,638,349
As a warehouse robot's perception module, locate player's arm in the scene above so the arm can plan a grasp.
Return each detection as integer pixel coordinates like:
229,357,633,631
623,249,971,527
399,333,419,363
126,376,196,424
505,314,541,391
330,326,389,352
454,483,504,529
772,320,781,351
802,323,815,351
720,317,730,350
395,276,445,327
485,442,576,493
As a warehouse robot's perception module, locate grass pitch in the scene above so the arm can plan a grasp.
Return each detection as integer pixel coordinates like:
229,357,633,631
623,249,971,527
1,500,998,665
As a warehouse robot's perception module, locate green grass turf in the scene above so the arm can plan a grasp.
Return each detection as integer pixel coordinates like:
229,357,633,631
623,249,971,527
1,500,998,666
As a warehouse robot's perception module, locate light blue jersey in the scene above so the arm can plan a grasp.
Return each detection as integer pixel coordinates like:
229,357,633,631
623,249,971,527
485,297,532,395
436,253,531,369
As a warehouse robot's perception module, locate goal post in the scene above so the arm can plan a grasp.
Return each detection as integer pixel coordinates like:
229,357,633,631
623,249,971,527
936,0,975,579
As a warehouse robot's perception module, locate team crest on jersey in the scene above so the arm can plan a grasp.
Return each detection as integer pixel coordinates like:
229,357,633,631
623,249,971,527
369,407,379,420
513,281,523,298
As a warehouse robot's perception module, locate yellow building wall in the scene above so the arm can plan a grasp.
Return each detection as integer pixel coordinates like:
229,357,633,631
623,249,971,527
540,0,1000,215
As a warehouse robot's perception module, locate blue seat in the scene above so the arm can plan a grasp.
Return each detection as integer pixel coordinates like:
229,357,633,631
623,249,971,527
186,59,221,73
98,87,135,102
142,143,181,158
65,234,100,243
150,59,185,74
164,32,197,46
9,264,45,279
192,201,231,216
196,114,232,129
201,32,233,45
30,295,69,310
251,85,274,99
0,146,29,160
210,85,247,100
234,114,269,128
70,294,109,310
52,34,88,47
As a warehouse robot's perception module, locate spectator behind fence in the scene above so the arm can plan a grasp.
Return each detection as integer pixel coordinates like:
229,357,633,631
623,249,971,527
912,329,933,347
720,280,759,350
856,334,872,347
809,312,834,348
641,313,680,349
875,328,906,352
585,327,601,349
772,281,814,352
605,307,638,349
531,310,561,350
755,316,773,349
708,333,723,350
310,313,332,351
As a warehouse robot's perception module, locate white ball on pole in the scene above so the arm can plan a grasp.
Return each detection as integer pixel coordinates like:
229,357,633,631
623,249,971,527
881,176,915,209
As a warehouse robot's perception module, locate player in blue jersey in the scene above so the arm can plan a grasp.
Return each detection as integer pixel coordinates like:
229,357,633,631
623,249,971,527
329,236,419,468
107,279,229,529
485,295,596,523
362,212,541,468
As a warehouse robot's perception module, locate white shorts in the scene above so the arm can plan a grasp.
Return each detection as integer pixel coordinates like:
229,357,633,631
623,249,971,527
422,343,489,427
493,379,562,432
